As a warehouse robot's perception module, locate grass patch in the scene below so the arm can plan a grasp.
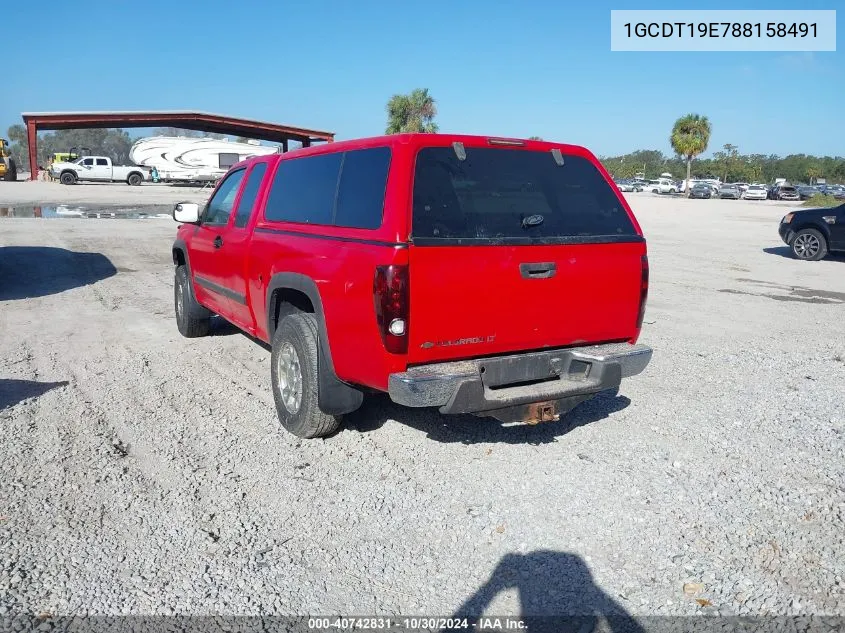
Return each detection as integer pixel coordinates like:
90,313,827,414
802,194,842,208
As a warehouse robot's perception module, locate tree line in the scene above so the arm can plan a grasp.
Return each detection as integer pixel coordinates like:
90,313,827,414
599,146,845,186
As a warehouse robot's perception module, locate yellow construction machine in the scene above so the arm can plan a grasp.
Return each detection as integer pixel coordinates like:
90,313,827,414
0,138,17,181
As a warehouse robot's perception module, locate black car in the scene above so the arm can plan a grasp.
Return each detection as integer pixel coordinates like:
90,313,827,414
778,202,845,260
690,183,712,199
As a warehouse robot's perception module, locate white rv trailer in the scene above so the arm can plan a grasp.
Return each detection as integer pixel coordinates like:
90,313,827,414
129,136,278,182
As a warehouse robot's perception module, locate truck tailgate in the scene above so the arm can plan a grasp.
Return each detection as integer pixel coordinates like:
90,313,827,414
406,241,644,364
405,140,647,366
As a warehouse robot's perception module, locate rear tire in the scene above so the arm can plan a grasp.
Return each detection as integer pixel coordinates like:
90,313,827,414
60,171,76,185
271,313,342,439
127,173,143,186
791,229,827,261
174,265,212,337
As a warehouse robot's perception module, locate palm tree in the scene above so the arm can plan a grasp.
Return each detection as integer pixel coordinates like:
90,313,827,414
806,166,820,185
385,88,438,134
722,143,738,182
670,114,711,196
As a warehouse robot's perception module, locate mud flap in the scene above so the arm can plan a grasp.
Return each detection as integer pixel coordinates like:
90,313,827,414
317,341,364,416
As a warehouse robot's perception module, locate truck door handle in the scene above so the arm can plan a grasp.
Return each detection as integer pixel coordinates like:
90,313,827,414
213,236,223,249
519,262,556,279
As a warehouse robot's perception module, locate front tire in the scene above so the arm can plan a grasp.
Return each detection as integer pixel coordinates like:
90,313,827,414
791,229,827,261
174,265,211,337
271,313,342,439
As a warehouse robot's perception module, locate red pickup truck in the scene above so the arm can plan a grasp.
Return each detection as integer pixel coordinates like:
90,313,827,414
172,134,652,438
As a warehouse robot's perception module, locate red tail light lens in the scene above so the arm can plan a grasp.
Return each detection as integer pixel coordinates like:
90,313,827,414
374,264,409,354
636,255,649,328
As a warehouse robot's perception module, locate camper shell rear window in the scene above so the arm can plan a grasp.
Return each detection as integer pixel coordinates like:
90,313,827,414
411,146,639,245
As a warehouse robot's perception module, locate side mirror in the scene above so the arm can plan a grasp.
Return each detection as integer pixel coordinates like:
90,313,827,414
173,202,200,224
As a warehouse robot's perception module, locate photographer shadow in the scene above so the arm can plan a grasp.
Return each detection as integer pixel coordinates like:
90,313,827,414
449,550,645,633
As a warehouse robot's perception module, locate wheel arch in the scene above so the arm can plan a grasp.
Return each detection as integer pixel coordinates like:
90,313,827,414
792,222,831,243
173,238,202,294
172,239,190,269
266,272,363,416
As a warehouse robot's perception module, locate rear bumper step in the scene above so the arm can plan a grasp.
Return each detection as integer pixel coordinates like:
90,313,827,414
388,342,652,418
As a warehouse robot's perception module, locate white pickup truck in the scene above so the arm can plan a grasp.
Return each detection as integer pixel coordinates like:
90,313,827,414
645,178,678,194
52,156,148,186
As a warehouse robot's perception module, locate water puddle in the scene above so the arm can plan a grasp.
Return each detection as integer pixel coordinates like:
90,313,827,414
0,205,173,219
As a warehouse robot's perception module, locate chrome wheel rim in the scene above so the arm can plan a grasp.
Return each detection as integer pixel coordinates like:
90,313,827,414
794,234,820,259
277,342,303,414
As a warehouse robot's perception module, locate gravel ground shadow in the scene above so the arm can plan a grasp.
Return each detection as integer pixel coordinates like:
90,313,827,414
0,246,117,300
763,246,845,262
345,390,630,444
0,378,69,410
450,550,644,632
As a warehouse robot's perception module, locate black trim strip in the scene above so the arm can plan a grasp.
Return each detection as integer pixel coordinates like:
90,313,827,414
194,275,246,305
254,226,407,248
410,234,646,247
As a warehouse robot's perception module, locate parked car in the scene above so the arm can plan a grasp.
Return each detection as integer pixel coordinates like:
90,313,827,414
693,180,720,196
797,186,820,200
170,134,653,438
823,185,845,200
615,179,641,192
51,156,148,186
646,178,677,194
689,183,713,199
719,184,741,200
779,202,845,260
776,185,800,201
742,184,768,200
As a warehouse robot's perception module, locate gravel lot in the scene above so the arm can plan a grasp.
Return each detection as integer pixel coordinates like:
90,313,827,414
0,191,843,622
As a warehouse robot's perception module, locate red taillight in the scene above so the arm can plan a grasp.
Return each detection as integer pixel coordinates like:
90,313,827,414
374,264,409,354
636,255,649,329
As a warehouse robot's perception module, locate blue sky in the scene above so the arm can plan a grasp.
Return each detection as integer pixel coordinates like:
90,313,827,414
3,0,842,158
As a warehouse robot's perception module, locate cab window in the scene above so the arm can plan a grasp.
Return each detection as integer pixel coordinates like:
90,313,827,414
203,169,246,226
233,163,268,229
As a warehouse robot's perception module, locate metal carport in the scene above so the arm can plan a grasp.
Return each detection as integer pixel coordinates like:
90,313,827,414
20,111,335,179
